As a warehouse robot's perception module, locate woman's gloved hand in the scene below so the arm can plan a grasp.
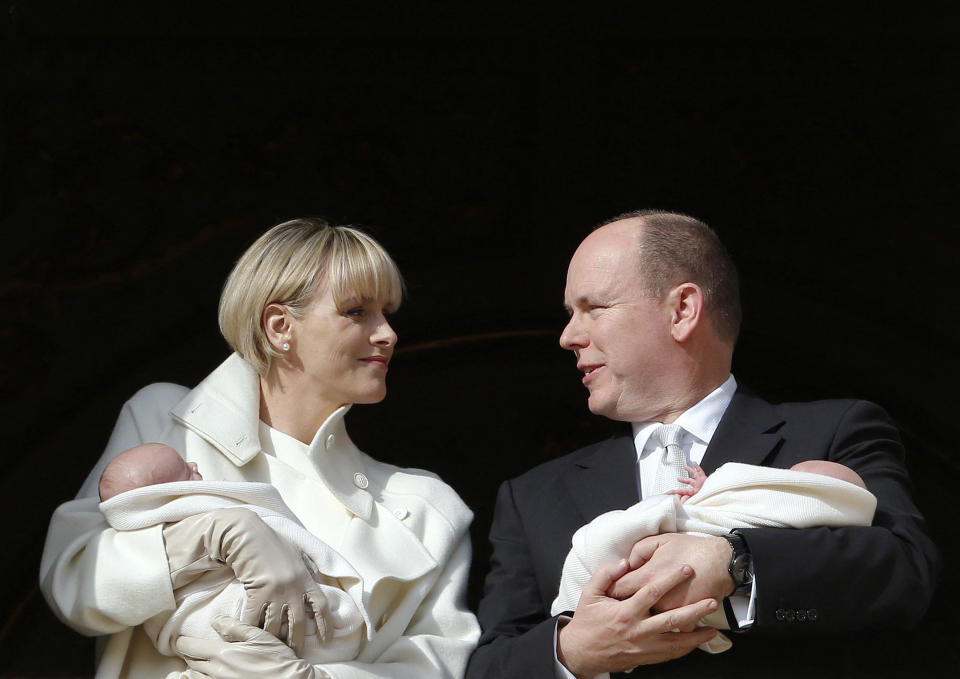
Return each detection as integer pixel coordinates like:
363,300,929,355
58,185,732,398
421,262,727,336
177,615,328,679
162,507,329,655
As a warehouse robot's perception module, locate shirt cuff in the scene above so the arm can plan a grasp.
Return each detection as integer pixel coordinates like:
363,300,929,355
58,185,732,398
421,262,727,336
726,576,757,630
554,616,612,679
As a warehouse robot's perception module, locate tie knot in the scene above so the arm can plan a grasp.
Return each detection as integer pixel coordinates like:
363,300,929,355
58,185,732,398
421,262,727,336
654,423,682,449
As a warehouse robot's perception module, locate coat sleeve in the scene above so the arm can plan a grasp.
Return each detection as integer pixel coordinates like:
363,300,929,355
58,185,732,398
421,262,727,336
741,400,940,635
317,528,480,679
466,480,565,679
39,387,180,636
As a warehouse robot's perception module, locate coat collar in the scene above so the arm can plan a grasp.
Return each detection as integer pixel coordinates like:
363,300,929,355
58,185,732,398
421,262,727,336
169,353,374,520
563,428,639,524
700,388,785,474
169,353,263,466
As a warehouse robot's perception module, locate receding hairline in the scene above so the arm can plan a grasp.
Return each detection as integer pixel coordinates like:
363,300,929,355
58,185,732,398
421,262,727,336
582,209,742,343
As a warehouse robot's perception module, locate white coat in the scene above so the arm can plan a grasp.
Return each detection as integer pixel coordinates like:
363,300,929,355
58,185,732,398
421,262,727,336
40,353,480,679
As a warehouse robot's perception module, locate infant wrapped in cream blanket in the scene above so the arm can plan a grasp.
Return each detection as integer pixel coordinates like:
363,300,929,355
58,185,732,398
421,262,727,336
551,462,877,653
99,480,373,663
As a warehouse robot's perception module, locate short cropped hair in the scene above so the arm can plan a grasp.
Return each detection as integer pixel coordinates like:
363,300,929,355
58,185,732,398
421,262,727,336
599,209,741,343
218,218,404,373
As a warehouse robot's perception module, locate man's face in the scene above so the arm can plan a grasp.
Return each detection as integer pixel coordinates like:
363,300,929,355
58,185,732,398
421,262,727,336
559,222,680,423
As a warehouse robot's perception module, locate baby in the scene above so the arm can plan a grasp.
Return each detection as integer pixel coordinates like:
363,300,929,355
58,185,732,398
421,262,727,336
99,442,203,500
98,442,371,664
667,458,867,503
551,459,878,654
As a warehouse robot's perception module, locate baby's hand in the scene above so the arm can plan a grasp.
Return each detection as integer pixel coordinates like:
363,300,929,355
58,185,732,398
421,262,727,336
666,461,707,503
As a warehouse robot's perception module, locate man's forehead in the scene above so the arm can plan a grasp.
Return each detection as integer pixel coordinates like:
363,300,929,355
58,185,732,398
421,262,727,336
565,254,641,304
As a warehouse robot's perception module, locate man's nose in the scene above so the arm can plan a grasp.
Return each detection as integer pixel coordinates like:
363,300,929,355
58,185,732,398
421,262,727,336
559,316,585,350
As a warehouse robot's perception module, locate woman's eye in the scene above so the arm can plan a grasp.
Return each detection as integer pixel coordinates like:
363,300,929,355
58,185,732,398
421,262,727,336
346,307,365,317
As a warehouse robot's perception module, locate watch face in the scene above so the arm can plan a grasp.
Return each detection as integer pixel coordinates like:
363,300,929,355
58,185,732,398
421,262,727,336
731,554,750,585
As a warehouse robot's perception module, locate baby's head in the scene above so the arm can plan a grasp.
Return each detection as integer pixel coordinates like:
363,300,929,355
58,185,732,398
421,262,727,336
99,442,202,501
790,460,866,489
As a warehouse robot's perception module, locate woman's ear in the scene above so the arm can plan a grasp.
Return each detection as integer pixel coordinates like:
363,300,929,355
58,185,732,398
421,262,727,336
262,303,293,352
666,282,704,343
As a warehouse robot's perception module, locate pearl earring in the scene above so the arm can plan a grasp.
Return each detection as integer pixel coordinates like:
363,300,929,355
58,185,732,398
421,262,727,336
282,342,290,351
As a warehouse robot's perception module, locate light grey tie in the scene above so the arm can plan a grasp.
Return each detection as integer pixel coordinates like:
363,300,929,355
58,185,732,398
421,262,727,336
651,423,689,495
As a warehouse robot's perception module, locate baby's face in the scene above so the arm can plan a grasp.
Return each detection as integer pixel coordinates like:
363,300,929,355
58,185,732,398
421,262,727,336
171,458,203,483
152,446,203,484
180,460,203,482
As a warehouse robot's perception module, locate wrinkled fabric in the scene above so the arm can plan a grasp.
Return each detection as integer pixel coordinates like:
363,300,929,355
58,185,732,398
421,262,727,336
102,481,371,662
551,462,876,652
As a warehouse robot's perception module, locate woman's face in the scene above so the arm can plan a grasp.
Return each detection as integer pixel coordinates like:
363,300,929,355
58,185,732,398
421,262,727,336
288,284,398,414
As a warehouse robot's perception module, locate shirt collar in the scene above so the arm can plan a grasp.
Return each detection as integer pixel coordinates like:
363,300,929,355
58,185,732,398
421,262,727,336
632,374,738,455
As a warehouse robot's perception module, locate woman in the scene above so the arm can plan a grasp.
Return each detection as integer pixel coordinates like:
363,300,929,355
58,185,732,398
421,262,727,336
40,219,479,678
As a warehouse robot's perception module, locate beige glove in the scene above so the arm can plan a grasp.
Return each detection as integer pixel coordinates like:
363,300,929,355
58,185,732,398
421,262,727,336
162,507,328,654
177,615,329,679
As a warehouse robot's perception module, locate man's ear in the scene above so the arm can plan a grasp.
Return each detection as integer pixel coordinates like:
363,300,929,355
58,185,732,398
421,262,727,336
262,303,293,352
666,282,704,343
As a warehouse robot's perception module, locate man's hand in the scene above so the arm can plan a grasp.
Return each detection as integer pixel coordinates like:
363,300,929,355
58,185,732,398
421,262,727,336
176,615,327,679
556,558,720,677
609,533,735,612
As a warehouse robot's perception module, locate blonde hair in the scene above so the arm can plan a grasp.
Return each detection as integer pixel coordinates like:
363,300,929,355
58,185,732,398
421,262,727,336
218,218,404,373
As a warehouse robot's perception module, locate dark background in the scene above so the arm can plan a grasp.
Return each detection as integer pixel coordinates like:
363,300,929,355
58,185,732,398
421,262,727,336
2,4,957,677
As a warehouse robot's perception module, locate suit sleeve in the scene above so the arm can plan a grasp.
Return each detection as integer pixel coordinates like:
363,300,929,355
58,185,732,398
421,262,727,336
740,400,940,635
38,389,178,635
466,480,564,679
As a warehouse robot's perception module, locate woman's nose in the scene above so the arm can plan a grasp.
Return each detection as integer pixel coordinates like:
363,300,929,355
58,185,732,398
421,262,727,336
372,318,397,347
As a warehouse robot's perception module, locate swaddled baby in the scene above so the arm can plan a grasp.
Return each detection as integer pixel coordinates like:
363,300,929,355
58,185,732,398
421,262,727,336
99,442,372,664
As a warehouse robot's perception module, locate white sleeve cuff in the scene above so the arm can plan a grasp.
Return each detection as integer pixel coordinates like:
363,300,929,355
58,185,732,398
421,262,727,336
554,616,611,679
727,576,757,630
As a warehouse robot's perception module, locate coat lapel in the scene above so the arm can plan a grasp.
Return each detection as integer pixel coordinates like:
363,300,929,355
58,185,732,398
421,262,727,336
701,389,785,474
562,431,640,524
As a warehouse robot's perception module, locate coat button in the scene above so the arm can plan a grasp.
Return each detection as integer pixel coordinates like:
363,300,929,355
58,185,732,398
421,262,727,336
393,506,409,520
776,608,786,621
353,472,369,489
807,609,818,621
796,609,807,622
325,434,336,449
784,609,795,622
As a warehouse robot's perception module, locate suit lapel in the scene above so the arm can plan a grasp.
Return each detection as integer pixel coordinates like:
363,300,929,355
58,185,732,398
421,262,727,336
562,432,640,524
701,389,785,474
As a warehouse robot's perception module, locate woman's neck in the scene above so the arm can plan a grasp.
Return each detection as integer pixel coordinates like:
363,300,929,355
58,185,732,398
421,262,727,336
259,368,339,444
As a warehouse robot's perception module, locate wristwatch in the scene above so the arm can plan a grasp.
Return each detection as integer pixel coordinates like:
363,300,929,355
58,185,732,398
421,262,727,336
723,531,753,596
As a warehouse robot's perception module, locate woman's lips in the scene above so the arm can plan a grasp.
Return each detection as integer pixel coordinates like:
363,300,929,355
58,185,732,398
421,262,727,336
360,356,390,369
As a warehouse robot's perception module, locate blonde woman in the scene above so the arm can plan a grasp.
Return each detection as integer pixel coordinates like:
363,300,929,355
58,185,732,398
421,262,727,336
40,218,479,679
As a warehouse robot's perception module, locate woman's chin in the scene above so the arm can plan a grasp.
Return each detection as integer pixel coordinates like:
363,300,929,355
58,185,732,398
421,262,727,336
352,386,388,405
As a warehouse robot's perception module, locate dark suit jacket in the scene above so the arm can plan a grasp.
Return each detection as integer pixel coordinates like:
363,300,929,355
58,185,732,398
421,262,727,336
466,390,940,679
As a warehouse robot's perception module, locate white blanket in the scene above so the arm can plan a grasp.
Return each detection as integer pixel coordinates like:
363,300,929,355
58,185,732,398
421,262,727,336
551,462,877,653
99,480,374,664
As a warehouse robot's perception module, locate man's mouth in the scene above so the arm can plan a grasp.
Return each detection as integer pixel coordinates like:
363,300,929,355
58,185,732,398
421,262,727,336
579,364,603,384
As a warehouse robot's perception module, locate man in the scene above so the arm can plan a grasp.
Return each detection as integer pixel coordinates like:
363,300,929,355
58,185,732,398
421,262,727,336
467,210,939,678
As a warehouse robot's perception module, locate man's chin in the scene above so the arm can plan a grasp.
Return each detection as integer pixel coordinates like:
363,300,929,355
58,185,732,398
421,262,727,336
587,397,624,422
